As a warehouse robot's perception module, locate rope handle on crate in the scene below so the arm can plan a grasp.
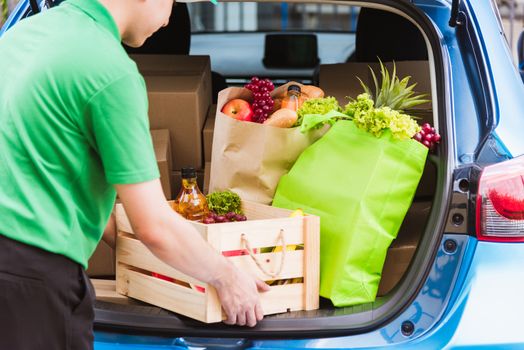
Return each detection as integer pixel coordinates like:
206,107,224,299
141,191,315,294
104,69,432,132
241,229,286,279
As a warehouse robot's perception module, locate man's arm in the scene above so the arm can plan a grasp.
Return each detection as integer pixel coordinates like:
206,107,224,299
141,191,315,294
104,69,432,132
115,179,270,327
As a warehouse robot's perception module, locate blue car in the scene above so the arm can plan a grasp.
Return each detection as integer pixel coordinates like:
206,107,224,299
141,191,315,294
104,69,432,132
3,0,524,349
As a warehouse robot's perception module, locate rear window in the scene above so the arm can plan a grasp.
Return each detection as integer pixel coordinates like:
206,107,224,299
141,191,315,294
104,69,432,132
187,2,360,82
188,2,359,32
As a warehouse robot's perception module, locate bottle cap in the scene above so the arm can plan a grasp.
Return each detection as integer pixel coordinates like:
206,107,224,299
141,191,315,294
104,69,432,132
181,167,196,179
288,84,301,93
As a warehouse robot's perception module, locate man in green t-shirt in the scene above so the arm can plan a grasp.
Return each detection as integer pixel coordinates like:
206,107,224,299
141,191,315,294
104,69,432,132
0,0,269,347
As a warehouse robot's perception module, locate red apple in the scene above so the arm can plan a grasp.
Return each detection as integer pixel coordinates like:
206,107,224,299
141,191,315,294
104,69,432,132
221,99,254,122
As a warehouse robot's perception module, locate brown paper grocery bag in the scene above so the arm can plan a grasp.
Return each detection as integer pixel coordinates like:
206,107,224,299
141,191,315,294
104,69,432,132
209,83,327,204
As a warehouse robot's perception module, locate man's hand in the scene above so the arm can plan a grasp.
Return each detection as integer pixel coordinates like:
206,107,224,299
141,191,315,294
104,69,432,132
211,264,270,327
115,179,269,327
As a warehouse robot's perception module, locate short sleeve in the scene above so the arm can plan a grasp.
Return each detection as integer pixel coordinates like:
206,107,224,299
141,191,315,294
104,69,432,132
83,74,159,184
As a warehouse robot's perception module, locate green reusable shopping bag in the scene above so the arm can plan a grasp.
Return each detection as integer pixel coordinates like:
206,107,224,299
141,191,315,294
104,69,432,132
272,120,428,307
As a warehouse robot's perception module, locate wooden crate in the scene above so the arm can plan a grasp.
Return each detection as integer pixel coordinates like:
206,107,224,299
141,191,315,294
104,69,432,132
115,200,320,323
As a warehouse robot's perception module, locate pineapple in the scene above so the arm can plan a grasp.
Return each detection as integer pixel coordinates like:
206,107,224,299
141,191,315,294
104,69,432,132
357,59,429,111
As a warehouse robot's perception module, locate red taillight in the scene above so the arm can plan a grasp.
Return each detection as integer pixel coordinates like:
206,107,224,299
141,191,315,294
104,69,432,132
477,156,524,242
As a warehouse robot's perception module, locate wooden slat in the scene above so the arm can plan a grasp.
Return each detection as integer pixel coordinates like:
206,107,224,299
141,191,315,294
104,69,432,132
205,284,222,323
116,234,206,287
207,218,304,251
92,279,121,300
116,201,302,250
91,278,142,305
201,220,224,323
302,216,320,311
213,284,306,322
228,251,304,281
115,203,209,241
91,278,115,292
242,200,293,220
117,233,304,282
117,267,210,323
260,284,305,314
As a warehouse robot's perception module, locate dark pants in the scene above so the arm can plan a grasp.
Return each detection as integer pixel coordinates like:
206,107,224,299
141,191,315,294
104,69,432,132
0,234,94,350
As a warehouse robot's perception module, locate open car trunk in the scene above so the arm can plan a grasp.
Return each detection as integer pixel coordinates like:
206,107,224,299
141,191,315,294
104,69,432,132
92,0,451,338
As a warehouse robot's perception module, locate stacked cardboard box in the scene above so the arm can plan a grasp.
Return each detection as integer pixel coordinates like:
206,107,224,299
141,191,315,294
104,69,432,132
377,200,431,296
203,104,217,164
203,162,211,195
86,240,115,278
131,55,212,171
150,129,173,200
171,101,215,197
202,104,216,197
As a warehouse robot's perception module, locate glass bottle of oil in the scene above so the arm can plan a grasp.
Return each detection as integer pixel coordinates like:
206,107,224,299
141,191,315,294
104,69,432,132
173,167,209,222
281,84,302,111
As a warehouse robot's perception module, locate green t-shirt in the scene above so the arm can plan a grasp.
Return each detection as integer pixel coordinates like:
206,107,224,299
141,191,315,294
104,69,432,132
0,0,159,268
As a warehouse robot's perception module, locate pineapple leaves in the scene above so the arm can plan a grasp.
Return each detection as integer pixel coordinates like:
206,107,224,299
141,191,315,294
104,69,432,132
357,76,372,98
362,59,429,111
370,67,380,102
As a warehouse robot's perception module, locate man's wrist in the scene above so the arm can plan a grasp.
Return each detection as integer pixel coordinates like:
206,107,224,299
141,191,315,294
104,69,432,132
208,258,235,289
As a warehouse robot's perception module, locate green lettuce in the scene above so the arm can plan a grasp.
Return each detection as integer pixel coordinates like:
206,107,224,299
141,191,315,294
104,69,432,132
206,190,242,215
296,97,341,127
300,93,421,140
346,94,420,140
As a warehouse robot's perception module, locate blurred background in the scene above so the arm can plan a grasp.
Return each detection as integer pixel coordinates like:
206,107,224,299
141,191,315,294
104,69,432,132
1,0,18,26
1,0,523,65
498,0,524,63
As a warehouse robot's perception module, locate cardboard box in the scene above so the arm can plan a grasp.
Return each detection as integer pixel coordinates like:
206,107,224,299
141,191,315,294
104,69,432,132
86,240,115,278
131,54,211,82
115,200,320,323
145,74,210,169
150,129,173,200
319,60,432,112
377,245,415,296
377,200,431,296
203,105,216,163
204,162,211,195
131,55,212,170
415,158,437,198
131,54,212,115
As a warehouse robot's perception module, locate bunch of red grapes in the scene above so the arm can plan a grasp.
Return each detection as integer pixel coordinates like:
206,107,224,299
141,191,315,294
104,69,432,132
203,211,247,224
413,122,441,150
244,77,275,123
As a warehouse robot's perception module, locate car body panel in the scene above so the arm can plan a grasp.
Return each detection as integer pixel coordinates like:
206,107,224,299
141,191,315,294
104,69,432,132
251,242,524,349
